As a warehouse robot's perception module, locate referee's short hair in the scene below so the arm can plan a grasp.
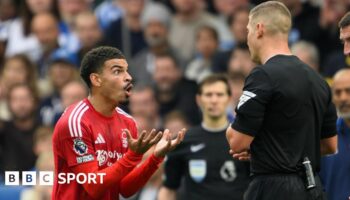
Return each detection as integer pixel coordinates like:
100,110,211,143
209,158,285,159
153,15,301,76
80,46,125,88
249,1,292,35
339,12,350,28
197,74,231,96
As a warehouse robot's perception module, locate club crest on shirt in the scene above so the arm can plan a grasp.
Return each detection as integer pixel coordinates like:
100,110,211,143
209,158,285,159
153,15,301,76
73,138,88,155
189,159,206,183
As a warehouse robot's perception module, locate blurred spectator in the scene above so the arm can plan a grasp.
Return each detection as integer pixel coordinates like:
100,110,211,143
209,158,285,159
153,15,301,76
0,84,39,175
58,0,91,28
60,80,88,109
31,13,77,78
104,0,147,60
291,40,320,72
169,0,229,63
227,72,245,122
2,0,60,61
33,126,53,156
0,0,17,22
129,85,162,130
73,11,103,65
158,74,250,200
153,54,200,125
213,0,250,20
95,0,125,30
320,69,350,200
0,54,38,121
20,151,54,200
129,2,175,85
39,59,78,126
185,25,218,83
212,7,250,73
163,111,189,135
227,43,256,77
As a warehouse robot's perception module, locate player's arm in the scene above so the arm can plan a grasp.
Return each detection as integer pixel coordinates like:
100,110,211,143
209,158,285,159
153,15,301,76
59,126,162,199
119,128,186,198
158,187,176,200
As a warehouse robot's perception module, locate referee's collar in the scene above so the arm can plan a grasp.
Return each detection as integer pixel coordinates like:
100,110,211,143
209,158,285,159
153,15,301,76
201,122,229,132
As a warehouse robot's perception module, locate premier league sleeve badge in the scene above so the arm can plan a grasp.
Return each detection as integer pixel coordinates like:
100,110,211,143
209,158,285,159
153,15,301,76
73,138,88,155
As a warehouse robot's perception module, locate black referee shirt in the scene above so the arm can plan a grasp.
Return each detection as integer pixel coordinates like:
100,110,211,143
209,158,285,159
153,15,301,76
163,125,250,200
232,55,337,175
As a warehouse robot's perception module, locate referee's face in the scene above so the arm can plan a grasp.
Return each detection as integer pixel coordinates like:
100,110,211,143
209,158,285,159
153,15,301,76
246,19,260,64
197,81,230,119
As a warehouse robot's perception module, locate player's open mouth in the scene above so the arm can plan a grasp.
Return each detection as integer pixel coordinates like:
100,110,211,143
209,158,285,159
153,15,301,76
124,84,133,96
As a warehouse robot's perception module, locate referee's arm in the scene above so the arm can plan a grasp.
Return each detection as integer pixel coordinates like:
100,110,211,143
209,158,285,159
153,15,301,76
226,127,254,156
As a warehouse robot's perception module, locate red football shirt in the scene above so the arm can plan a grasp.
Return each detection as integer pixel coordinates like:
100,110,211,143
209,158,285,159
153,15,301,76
52,98,163,200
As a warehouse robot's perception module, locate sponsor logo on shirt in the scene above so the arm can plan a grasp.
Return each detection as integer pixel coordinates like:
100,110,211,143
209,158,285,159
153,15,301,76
190,143,206,152
76,154,94,164
237,91,257,109
96,150,123,166
73,138,88,155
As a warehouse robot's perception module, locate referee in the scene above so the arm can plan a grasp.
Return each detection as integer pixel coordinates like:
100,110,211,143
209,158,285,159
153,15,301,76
159,74,250,200
226,1,338,200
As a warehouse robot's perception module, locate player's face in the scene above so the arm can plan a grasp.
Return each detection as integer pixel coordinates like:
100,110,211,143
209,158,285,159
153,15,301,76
197,81,230,119
99,59,133,103
332,72,350,119
340,25,350,56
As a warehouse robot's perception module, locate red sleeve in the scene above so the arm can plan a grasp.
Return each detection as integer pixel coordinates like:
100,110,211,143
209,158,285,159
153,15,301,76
71,150,143,199
119,154,164,198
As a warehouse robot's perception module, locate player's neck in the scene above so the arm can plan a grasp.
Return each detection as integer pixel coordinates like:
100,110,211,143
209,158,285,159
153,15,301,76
88,95,117,117
260,37,292,64
202,115,228,131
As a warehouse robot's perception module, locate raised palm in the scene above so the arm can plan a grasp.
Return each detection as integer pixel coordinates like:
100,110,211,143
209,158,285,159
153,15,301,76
153,128,186,158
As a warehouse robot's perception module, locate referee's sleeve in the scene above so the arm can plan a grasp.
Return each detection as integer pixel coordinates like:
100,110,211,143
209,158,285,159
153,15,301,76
162,146,185,189
321,86,337,139
232,67,273,136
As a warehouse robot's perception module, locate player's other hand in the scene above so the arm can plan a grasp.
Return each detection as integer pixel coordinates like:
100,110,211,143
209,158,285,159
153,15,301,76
229,149,251,161
125,129,163,154
153,128,186,158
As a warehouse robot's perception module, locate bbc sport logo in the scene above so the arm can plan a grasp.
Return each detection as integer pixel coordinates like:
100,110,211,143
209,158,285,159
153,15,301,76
5,171,106,186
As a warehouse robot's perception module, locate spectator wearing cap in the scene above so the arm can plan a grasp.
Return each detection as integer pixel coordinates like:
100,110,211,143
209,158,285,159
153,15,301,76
129,3,180,85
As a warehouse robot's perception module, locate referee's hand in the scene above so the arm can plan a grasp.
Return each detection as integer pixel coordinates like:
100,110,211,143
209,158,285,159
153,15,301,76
229,149,251,161
125,129,163,154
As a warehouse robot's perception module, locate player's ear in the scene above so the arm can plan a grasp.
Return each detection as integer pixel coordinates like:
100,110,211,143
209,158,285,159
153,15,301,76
90,73,102,87
256,23,264,38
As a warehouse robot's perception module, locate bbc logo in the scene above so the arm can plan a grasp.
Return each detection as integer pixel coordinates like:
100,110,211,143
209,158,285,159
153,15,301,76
5,171,53,186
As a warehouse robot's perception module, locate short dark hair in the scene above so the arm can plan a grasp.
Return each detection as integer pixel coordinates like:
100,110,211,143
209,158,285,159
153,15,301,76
196,25,219,42
80,46,125,88
339,12,350,28
155,53,180,69
197,74,231,96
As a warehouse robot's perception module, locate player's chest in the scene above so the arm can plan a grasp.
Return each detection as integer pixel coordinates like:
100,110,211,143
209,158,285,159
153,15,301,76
90,121,130,167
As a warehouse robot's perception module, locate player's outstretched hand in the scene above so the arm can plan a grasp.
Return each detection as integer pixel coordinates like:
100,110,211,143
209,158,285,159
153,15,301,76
153,128,186,158
229,149,251,161
125,129,163,154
